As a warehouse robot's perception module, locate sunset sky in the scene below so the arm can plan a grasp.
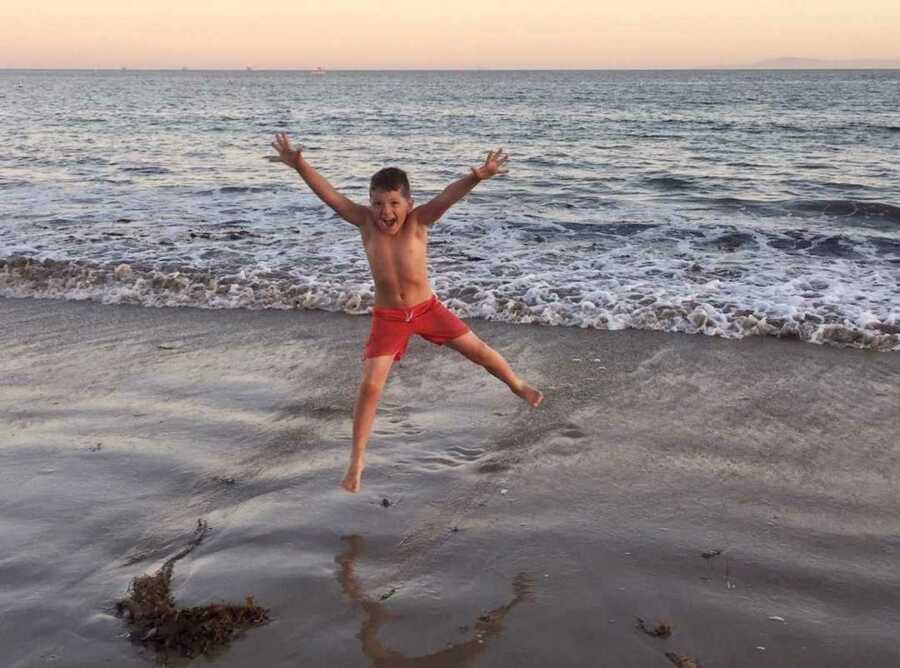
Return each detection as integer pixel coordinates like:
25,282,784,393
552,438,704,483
3,0,899,69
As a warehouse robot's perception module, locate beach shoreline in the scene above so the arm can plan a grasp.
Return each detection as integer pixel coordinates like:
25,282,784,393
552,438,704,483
1,296,898,667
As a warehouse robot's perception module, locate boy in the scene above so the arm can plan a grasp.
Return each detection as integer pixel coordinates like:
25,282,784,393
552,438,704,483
271,133,543,493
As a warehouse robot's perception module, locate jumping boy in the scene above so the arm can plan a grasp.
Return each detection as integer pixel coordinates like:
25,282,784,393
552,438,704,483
271,133,543,493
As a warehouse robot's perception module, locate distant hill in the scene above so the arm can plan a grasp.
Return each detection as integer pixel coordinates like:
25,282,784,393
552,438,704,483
743,57,900,69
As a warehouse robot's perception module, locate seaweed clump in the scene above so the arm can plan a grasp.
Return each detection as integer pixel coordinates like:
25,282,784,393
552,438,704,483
115,520,270,660
665,652,700,668
637,617,673,638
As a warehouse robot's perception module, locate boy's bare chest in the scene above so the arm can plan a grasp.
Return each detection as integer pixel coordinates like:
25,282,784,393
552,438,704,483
362,227,429,273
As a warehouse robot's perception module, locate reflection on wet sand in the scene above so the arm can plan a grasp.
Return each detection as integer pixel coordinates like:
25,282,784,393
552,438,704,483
336,536,533,667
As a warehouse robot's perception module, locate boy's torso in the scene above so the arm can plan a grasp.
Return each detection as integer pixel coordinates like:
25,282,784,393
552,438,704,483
360,214,433,309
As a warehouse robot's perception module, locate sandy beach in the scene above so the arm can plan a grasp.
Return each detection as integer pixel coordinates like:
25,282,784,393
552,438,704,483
1,296,898,667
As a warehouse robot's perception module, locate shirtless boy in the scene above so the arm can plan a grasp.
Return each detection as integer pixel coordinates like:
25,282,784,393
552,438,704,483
271,133,543,493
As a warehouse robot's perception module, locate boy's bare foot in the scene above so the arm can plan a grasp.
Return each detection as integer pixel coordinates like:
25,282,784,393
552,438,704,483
514,382,544,408
341,462,364,493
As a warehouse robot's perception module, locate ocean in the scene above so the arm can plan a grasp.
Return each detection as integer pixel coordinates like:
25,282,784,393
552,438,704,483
1,69,898,349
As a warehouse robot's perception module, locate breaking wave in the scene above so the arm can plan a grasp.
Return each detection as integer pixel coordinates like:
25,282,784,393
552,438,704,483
2,255,897,351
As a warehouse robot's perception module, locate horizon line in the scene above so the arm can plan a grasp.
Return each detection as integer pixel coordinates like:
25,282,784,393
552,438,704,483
3,56,900,72
3,65,900,72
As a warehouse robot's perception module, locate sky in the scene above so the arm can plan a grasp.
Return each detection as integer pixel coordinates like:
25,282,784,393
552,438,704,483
2,0,899,69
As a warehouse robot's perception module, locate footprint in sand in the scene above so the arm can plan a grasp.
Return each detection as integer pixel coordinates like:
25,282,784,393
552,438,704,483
542,421,589,458
407,445,486,471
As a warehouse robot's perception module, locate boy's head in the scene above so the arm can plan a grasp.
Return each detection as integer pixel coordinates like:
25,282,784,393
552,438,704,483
369,167,413,235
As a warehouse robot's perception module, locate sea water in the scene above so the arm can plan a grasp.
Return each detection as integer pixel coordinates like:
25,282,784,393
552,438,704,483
1,69,898,349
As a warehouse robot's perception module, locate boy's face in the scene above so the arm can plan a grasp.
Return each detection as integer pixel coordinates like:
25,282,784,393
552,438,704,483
369,188,413,235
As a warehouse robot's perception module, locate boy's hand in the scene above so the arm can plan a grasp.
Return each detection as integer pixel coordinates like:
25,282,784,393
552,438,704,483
269,133,303,168
472,148,509,180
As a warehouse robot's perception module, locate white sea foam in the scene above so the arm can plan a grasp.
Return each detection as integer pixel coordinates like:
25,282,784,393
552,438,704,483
3,235,897,351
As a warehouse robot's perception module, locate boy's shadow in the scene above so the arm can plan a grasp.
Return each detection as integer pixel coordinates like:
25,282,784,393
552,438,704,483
336,535,533,667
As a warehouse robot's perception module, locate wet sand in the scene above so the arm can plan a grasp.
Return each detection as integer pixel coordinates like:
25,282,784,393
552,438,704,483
1,296,898,667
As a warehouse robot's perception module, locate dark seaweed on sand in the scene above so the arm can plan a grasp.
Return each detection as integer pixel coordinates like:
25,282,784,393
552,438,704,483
665,651,700,668
637,617,673,638
115,519,270,660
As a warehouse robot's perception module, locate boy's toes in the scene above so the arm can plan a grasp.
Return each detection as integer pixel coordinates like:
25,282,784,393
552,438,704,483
517,384,543,408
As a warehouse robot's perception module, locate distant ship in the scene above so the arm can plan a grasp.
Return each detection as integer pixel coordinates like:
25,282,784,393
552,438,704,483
311,67,326,75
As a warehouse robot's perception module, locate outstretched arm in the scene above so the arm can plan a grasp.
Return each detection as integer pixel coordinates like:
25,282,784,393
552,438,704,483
270,133,368,227
413,149,509,226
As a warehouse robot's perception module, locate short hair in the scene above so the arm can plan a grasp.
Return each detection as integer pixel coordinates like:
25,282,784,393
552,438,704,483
370,167,410,197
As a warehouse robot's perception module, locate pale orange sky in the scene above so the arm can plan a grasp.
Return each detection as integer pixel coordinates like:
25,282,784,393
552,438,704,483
2,0,899,69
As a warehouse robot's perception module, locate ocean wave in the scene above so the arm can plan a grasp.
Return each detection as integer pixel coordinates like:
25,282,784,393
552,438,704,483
0,179,30,189
217,186,273,194
687,196,900,227
121,166,173,175
643,176,696,191
2,255,897,352
788,200,900,224
699,231,757,251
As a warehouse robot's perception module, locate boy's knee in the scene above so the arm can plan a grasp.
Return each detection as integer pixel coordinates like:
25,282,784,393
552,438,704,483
473,341,492,365
360,378,386,397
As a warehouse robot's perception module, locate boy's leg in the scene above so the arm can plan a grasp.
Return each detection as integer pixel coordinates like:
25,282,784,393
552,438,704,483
342,354,395,493
445,332,543,407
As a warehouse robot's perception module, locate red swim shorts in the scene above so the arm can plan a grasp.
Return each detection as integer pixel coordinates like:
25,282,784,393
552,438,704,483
363,295,470,361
